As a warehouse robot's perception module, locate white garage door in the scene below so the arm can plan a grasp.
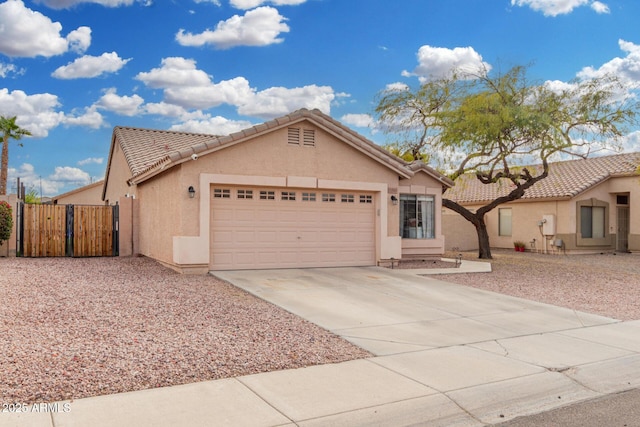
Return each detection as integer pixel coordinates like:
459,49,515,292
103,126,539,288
210,186,376,270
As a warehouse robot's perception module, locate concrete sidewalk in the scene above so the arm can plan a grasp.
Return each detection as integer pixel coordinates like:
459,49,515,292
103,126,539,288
3,267,640,426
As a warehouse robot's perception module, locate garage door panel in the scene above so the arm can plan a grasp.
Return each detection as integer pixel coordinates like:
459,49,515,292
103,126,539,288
210,187,375,270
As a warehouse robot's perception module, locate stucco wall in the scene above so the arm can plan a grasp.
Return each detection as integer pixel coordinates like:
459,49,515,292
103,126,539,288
178,123,403,239
443,175,640,253
53,181,104,205
136,167,183,265
104,141,136,204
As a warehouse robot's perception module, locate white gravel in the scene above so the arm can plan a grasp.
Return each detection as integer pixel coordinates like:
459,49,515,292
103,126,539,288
0,257,370,404
440,249,640,321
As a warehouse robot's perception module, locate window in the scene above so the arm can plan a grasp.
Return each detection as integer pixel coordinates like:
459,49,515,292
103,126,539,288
213,189,230,198
322,193,335,202
259,190,275,200
237,189,253,199
580,206,605,238
498,208,512,237
360,195,373,204
281,191,296,201
400,195,435,239
341,194,355,203
302,192,316,201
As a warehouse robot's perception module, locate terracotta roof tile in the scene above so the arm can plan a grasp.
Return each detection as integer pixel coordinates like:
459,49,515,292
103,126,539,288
444,152,640,204
114,127,219,176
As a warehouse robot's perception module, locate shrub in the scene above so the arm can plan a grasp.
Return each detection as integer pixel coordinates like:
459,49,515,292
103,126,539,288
0,200,12,246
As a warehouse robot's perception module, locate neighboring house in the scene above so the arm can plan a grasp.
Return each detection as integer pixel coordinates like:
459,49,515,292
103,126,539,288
442,152,640,254
101,108,453,273
52,180,104,205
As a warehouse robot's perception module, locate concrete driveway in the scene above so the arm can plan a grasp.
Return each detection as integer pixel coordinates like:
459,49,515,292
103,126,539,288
214,266,640,425
215,266,616,356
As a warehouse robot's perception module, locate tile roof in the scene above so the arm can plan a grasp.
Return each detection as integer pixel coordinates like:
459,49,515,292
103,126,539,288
112,126,220,176
444,152,640,204
110,108,453,186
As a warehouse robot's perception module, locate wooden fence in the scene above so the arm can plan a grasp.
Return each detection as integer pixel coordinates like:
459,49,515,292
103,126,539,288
19,203,118,257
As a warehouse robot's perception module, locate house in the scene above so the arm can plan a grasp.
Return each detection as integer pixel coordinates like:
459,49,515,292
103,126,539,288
442,152,640,254
52,180,104,205
101,108,454,273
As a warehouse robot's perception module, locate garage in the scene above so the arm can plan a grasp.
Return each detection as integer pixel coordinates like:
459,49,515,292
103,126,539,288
210,186,376,270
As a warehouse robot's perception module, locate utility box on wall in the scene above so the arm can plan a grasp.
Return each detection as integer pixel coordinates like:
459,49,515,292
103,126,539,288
542,214,556,236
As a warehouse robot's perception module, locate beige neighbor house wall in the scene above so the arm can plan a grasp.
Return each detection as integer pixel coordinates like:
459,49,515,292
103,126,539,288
53,180,104,205
444,175,640,254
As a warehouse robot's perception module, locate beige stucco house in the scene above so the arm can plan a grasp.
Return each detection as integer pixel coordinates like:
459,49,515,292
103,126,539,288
52,180,104,205
101,108,453,273
443,153,640,254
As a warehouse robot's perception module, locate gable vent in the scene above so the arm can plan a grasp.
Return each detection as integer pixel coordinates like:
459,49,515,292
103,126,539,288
303,129,315,146
288,127,300,145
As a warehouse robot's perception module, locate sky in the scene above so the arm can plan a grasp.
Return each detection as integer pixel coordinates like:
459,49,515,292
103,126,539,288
1,0,640,196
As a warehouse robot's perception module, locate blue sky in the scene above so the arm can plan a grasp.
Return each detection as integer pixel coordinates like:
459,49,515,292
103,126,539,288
1,0,639,196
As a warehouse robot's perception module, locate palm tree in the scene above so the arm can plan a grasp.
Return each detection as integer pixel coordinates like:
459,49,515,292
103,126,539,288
0,116,31,195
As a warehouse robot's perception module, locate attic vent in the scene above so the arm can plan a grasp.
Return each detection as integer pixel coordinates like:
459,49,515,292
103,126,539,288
288,127,300,145
303,129,315,146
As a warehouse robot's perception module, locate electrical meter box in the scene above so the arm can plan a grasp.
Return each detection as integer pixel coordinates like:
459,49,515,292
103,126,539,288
542,214,556,236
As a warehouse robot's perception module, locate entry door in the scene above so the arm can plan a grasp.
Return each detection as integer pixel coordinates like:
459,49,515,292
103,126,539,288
617,206,629,252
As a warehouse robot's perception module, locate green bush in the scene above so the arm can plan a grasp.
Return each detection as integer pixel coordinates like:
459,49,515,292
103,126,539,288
0,200,12,246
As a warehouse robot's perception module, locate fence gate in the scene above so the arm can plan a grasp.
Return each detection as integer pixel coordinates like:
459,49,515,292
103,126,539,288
19,203,118,257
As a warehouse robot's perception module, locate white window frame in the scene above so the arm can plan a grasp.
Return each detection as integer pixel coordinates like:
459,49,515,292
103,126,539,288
399,194,435,239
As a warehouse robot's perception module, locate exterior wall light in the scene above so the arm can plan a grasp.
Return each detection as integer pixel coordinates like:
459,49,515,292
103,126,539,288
390,195,398,205
188,186,196,198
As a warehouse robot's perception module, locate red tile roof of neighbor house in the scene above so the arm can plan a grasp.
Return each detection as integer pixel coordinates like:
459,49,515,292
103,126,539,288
109,108,454,187
444,152,640,204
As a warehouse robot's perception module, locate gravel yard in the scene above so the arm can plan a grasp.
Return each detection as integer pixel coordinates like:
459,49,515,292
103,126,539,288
440,249,640,321
0,257,369,404
3,252,639,405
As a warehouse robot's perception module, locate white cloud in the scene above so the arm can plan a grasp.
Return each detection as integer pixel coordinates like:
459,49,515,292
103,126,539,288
94,88,144,116
510,0,609,16
0,88,65,137
340,113,374,129
166,77,255,109
136,57,338,119
135,57,212,88
66,26,92,54
402,45,491,82
230,0,306,9
50,166,91,185
577,40,640,85
0,1,91,57
385,82,410,92
0,62,25,78
78,157,104,166
176,6,289,49
7,163,61,196
591,1,610,13
194,0,221,4
52,52,131,79
63,107,106,129
238,85,334,118
36,0,142,9
170,116,254,135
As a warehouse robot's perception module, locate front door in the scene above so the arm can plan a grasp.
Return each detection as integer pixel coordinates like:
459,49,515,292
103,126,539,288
617,206,629,252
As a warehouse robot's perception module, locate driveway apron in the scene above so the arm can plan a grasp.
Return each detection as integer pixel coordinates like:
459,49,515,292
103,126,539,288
213,267,640,426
